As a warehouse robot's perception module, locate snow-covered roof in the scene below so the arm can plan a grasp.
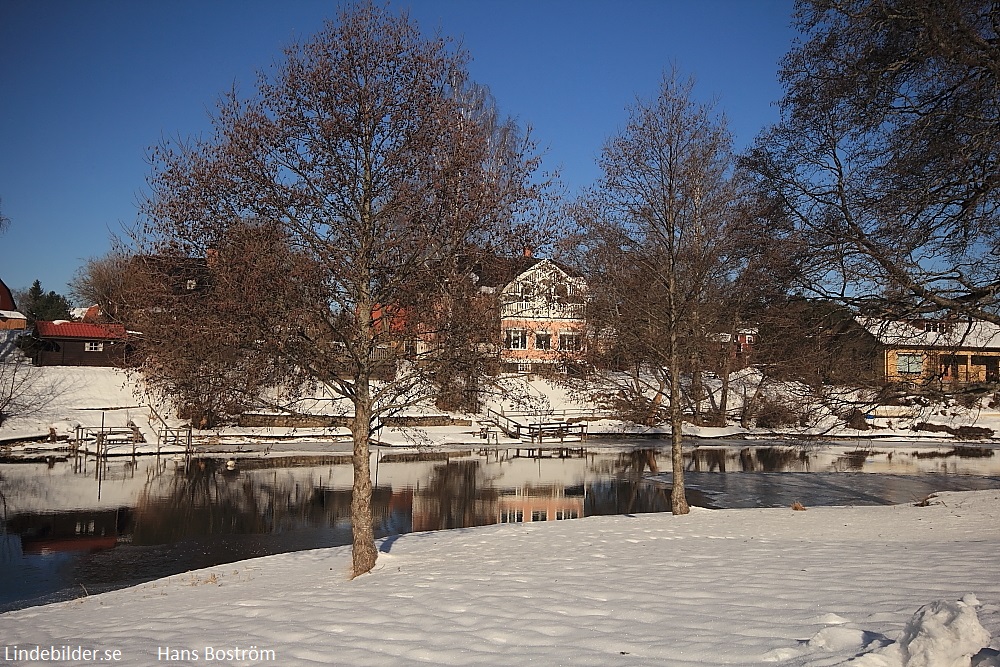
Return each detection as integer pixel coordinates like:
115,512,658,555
856,317,1000,350
0,309,26,320
70,305,101,321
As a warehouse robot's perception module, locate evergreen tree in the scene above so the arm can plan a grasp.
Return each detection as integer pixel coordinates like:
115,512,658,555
19,280,72,323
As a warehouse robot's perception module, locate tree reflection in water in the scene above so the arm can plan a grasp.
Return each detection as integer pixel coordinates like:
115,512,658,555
412,460,498,531
131,458,366,545
684,446,810,473
583,449,672,516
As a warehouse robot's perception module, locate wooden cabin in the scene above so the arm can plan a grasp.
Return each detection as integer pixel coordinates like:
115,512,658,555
31,320,131,367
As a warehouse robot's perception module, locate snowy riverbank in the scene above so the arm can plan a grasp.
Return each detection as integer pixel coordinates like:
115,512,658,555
3,489,999,666
5,368,1000,454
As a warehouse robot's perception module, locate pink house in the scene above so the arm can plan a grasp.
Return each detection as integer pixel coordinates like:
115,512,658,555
496,258,586,373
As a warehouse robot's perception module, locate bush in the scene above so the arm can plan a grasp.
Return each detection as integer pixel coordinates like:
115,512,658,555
754,398,800,429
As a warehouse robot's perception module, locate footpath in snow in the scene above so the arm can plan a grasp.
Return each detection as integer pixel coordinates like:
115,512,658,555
2,490,999,667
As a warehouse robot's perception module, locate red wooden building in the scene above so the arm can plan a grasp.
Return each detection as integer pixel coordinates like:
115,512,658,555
31,321,131,367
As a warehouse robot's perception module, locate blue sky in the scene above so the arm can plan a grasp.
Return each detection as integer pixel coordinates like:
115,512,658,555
0,0,795,302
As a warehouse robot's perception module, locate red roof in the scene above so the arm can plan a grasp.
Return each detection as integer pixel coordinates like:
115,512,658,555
35,321,127,340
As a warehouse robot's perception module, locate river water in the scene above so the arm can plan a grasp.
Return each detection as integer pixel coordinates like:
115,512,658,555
2,442,998,612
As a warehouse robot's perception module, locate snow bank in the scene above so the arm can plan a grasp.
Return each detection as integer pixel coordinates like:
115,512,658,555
896,597,991,667
846,595,993,667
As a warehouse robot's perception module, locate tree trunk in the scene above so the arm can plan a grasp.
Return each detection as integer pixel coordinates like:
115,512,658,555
669,382,690,514
350,292,378,577
667,274,690,515
350,391,378,577
691,364,703,426
718,367,731,427
716,322,736,426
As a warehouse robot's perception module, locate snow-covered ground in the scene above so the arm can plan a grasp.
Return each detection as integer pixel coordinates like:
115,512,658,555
4,367,1000,665
0,367,157,443
2,490,998,666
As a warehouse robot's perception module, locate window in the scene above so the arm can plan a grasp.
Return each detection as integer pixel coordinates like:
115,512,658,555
84,342,104,352
500,510,523,523
555,509,578,520
896,353,923,375
940,355,967,378
505,329,527,350
531,510,547,522
558,332,582,351
535,332,551,350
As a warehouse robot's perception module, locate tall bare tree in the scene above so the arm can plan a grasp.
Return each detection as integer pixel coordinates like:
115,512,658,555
745,0,1000,324
576,71,745,515
138,4,546,576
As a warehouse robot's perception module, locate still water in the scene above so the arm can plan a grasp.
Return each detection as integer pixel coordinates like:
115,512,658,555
2,443,998,612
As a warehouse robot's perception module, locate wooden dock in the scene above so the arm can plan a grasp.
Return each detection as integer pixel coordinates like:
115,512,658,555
483,408,589,443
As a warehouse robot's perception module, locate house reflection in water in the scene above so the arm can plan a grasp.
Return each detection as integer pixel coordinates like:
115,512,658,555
8,508,129,555
497,484,584,523
408,448,590,530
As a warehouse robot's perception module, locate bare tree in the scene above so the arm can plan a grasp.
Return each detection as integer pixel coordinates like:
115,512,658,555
69,243,138,323
138,4,546,576
0,354,60,428
575,71,745,515
745,0,1000,324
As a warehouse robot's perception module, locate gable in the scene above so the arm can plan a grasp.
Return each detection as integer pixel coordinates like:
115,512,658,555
501,259,586,297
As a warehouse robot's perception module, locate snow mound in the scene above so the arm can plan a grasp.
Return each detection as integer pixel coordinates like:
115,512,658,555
897,598,992,667
850,596,992,667
811,612,851,625
809,626,871,651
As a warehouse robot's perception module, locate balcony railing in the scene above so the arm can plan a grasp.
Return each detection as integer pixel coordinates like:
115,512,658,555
500,300,584,320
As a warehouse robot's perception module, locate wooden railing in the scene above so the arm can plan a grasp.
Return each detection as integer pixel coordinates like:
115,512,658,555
74,425,142,458
483,408,588,443
500,301,585,320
